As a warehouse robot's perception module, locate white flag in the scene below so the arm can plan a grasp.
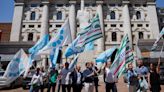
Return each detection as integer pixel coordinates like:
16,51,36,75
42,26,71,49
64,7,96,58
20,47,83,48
39,19,72,54
3,49,28,84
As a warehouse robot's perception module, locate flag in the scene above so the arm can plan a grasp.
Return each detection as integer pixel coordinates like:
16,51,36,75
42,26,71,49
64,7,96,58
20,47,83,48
28,34,49,55
76,14,103,47
39,19,72,53
24,34,49,77
96,47,117,63
110,35,134,78
68,54,79,70
64,36,84,58
49,47,62,67
84,41,94,51
151,27,164,50
3,49,28,84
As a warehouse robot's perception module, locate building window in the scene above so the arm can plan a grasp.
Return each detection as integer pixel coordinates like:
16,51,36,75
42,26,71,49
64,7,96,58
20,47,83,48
111,24,116,27
57,4,63,7
31,4,37,7
147,35,150,39
112,32,117,41
38,25,41,28
131,24,134,27
121,35,123,39
137,24,143,27
143,4,147,7
50,25,52,27
22,25,25,28
57,11,62,20
146,24,149,27
40,4,43,7
110,11,115,19
56,25,61,27
136,11,141,20
105,24,107,27
139,32,144,39
29,25,34,28
120,24,123,27
30,12,36,20
28,33,33,41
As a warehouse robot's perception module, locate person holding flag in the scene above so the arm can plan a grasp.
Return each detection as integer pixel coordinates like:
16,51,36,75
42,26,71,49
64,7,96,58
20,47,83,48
103,60,118,92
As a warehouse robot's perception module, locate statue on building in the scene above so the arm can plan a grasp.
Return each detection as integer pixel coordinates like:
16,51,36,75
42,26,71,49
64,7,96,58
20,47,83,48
77,0,90,30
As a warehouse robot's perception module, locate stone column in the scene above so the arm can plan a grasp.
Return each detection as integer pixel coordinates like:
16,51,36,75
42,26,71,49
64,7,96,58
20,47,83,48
123,1,132,48
147,2,160,38
40,2,49,38
96,1,105,53
10,3,24,41
69,1,76,39
41,1,49,69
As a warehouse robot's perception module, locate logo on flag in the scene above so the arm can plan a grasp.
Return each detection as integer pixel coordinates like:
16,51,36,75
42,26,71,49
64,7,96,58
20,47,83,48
110,35,134,77
39,19,72,53
3,49,28,84
76,14,103,47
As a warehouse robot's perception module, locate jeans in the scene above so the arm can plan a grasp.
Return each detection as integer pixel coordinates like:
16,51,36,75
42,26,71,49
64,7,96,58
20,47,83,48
29,85,40,92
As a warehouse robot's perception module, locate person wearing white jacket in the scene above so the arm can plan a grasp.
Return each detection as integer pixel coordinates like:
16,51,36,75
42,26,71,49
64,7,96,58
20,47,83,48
29,68,43,92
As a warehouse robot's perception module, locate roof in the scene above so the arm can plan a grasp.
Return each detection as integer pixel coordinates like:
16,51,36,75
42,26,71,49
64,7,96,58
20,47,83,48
138,39,164,52
0,42,34,54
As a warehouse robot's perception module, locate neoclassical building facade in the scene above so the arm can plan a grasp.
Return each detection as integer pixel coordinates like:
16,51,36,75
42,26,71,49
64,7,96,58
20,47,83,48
9,0,160,66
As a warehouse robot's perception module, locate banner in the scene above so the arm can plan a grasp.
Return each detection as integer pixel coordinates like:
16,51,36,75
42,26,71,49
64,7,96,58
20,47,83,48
3,49,28,84
39,19,72,53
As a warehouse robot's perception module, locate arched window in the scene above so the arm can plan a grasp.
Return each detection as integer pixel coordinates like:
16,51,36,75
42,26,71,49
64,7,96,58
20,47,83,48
136,11,141,20
139,32,144,39
112,32,117,41
28,33,33,41
57,11,62,20
110,11,115,19
30,12,36,20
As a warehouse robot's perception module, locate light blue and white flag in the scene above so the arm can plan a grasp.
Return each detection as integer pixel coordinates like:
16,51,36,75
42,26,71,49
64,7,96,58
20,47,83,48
151,27,164,50
39,19,72,54
49,47,62,67
28,34,49,55
84,41,94,51
69,54,79,70
3,49,28,84
96,47,117,63
64,36,84,58
24,34,49,77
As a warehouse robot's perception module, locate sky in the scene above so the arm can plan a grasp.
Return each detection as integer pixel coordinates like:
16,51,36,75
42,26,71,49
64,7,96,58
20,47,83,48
0,0,163,23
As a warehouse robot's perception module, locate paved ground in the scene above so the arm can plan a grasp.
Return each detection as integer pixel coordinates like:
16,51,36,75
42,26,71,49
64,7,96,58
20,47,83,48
0,77,164,92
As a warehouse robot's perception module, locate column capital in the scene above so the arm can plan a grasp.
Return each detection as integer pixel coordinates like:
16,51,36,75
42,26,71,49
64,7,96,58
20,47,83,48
42,1,49,5
96,1,103,5
147,2,156,5
15,3,24,6
69,1,77,4
122,0,130,5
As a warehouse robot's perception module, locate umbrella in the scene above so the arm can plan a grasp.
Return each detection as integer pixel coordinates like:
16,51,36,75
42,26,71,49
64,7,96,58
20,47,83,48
96,47,117,63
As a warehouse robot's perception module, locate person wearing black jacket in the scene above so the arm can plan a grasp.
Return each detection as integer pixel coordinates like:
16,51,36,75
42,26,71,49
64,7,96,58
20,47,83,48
70,65,83,92
149,63,161,92
83,62,95,92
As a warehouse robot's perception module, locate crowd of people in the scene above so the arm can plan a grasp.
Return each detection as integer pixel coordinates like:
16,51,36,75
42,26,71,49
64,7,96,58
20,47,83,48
28,59,161,92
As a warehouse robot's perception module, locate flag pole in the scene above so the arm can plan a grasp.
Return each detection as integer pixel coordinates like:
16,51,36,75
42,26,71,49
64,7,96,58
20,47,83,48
158,40,164,67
